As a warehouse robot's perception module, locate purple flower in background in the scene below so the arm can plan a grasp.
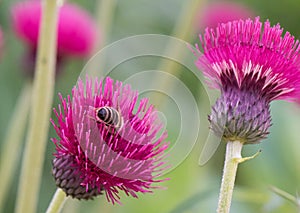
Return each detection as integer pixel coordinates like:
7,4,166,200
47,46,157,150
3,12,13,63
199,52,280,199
51,77,169,204
194,17,300,144
12,1,98,56
196,1,254,31
11,1,99,76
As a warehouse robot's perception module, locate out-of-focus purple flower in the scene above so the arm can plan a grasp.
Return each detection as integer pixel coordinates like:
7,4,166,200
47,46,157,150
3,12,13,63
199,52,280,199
11,1,99,57
51,77,169,204
193,17,300,144
196,1,254,31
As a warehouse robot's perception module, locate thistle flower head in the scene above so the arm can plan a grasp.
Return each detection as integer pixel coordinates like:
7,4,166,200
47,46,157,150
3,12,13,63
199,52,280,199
51,77,169,204
194,17,300,144
11,1,98,57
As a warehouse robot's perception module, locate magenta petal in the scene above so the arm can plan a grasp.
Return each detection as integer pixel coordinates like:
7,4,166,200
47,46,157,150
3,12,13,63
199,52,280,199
11,1,99,57
195,17,300,102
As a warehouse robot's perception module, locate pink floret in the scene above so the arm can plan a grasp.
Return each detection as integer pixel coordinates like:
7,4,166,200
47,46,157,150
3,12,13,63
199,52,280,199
194,17,300,101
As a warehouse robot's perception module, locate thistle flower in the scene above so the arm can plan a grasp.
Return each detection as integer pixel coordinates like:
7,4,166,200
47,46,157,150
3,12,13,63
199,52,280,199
11,1,99,76
51,77,169,204
194,17,300,144
196,1,254,31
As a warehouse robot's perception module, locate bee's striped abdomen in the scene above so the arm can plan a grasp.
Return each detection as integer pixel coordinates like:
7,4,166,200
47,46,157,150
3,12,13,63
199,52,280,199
95,106,123,130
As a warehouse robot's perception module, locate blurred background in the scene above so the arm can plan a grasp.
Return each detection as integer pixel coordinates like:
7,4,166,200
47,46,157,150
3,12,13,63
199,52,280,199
0,0,300,212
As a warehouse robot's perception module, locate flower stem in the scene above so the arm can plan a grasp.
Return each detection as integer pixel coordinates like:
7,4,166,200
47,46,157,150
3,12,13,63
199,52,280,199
14,1,59,213
0,82,32,211
217,141,243,213
217,141,260,212
46,189,67,213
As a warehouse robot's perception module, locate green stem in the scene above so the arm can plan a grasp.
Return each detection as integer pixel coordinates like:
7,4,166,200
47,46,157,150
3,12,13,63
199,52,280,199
14,1,59,213
89,0,116,77
150,0,205,104
0,82,32,211
95,0,116,48
46,189,67,213
269,186,300,208
217,141,260,213
217,141,243,213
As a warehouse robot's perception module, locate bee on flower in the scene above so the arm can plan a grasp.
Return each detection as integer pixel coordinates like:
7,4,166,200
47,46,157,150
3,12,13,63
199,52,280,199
51,76,169,204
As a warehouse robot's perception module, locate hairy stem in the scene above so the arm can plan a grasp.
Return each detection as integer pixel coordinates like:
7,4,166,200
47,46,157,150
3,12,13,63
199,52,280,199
217,141,243,213
15,0,59,212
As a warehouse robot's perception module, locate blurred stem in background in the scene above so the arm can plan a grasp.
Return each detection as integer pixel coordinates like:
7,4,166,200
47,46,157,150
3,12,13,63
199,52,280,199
14,0,59,213
0,82,32,211
269,186,300,210
150,0,205,105
88,0,117,78
95,0,116,48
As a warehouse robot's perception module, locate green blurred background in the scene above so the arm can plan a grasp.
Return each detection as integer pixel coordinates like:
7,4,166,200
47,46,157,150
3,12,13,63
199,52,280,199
0,0,300,212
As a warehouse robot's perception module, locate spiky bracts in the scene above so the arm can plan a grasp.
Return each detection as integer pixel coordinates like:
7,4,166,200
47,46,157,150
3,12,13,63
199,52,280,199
51,77,169,204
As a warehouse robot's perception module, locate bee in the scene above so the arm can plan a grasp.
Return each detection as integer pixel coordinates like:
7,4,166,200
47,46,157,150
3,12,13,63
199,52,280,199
95,106,124,131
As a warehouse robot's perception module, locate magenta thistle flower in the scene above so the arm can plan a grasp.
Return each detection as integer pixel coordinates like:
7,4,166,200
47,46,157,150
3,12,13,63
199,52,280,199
51,77,169,204
11,1,99,77
194,17,300,144
12,1,98,56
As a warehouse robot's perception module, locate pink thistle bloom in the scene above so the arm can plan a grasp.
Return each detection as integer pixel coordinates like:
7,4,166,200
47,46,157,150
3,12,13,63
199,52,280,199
51,77,169,203
11,1,99,57
196,1,254,31
193,17,300,144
